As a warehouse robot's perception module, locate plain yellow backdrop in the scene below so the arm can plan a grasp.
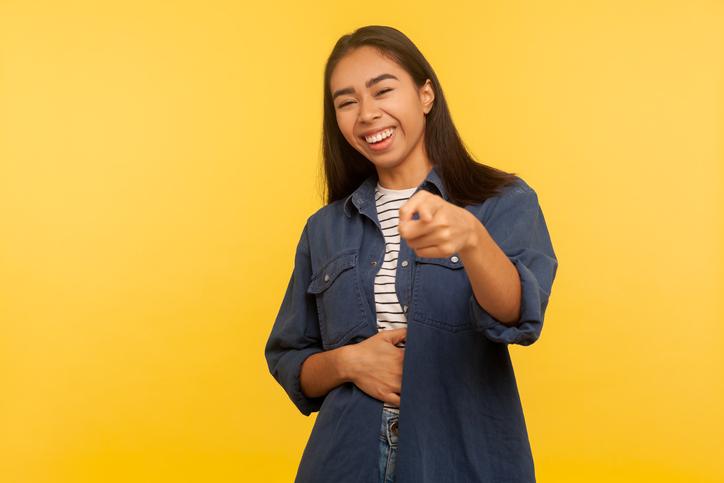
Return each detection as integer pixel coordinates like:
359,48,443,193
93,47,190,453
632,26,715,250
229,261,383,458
1,1,722,482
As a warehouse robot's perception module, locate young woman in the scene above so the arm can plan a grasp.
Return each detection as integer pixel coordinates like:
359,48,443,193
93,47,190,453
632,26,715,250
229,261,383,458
265,25,558,483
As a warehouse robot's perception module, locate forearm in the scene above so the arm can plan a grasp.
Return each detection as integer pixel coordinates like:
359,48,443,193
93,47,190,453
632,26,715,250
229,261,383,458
459,213,521,325
299,345,353,398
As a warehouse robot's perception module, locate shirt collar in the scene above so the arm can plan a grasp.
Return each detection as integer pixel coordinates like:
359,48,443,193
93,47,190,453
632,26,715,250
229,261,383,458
343,164,449,218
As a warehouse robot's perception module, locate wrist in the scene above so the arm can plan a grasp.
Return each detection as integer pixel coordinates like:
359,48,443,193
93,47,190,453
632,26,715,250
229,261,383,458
335,344,356,383
459,211,483,257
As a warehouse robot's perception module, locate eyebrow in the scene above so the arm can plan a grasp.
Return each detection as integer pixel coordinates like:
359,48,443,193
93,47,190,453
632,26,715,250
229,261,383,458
332,73,399,100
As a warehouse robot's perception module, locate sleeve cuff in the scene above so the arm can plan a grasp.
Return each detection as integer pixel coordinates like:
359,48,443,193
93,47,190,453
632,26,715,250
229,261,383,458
280,346,328,416
468,256,546,346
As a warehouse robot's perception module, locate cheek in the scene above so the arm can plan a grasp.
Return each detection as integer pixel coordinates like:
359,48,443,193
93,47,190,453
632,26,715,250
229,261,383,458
400,110,425,138
388,101,421,135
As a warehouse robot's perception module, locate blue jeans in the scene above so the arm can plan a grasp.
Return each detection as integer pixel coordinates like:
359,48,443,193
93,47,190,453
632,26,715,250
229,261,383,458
378,407,399,482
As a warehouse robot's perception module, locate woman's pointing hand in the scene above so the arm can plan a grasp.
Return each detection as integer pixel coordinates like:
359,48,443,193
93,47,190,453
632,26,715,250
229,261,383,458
398,190,479,258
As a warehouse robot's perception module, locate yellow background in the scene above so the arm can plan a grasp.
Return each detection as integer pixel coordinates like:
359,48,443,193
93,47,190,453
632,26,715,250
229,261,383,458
1,1,722,482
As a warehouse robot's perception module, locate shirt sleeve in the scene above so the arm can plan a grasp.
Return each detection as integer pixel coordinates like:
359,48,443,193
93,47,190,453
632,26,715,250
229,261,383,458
467,184,559,346
264,221,327,415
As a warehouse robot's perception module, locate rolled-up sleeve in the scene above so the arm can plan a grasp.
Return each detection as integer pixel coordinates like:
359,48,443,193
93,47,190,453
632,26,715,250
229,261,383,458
264,221,327,415
468,184,559,346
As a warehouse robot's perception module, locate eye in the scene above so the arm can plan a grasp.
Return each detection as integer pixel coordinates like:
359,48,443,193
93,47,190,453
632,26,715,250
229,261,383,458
336,88,394,109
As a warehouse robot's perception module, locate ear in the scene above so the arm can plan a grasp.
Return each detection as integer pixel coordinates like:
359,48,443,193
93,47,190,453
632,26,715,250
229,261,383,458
419,79,435,114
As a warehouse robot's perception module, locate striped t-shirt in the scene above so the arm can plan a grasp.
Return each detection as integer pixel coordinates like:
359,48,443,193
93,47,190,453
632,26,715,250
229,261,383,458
374,181,418,412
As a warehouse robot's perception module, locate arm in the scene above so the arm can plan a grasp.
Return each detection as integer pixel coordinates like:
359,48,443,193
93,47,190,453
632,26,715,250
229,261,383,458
458,215,522,325
264,221,345,415
299,345,353,398
464,185,558,346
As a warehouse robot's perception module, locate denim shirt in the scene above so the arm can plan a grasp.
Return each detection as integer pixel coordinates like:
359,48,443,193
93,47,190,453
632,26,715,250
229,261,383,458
264,165,558,483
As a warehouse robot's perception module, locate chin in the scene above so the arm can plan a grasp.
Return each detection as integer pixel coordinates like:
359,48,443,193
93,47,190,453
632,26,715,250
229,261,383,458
374,159,406,170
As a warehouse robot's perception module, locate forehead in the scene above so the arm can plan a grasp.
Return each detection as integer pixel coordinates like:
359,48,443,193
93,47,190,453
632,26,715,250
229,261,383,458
330,46,408,90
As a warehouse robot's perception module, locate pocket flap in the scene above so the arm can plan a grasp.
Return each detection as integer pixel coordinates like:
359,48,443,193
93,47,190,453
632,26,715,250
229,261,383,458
415,254,465,269
307,252,358,294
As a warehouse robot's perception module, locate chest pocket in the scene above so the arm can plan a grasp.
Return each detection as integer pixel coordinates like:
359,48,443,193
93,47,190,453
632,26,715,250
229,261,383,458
307,250,368,350
412,254,474,332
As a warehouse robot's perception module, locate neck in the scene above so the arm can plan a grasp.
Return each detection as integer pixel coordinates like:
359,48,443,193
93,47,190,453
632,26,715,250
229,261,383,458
376,157,433,190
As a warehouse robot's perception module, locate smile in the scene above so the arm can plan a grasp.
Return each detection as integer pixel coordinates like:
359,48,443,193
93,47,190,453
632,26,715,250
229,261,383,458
364,127,395,144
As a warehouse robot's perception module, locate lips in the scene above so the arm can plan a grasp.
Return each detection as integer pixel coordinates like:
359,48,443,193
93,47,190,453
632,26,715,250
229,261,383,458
363,126,396,151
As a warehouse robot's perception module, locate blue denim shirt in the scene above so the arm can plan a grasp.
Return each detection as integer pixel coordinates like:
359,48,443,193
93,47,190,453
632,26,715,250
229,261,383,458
265,165,558,482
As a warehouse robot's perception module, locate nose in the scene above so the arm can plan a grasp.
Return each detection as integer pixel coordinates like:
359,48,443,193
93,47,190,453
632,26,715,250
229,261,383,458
358,96,381,123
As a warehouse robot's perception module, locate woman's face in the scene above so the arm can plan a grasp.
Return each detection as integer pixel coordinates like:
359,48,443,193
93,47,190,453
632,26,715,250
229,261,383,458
330,46,434,172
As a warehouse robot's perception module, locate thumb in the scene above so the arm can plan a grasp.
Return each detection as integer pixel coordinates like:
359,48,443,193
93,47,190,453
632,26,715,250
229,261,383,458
382,327,407,345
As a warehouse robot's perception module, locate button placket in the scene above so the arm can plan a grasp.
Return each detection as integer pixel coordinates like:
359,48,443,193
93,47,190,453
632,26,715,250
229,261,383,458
399,236,418,317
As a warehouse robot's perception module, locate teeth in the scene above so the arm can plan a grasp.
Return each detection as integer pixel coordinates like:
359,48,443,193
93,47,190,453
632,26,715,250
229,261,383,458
365,128,394,144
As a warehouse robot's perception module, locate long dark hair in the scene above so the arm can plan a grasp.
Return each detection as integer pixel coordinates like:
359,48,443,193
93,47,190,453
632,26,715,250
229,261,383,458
320,25,519,207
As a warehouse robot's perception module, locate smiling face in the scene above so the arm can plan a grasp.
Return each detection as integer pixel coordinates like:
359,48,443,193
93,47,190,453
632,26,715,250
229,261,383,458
330,46,435,176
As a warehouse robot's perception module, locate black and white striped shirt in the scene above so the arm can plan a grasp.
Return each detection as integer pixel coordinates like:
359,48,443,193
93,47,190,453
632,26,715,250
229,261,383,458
374,182,417,412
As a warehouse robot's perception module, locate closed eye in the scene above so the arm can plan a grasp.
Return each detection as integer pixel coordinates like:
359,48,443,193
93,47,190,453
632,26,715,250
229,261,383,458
338,88,395,108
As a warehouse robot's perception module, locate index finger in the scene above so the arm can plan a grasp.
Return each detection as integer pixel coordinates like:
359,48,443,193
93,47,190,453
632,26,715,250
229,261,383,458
399,191,435,225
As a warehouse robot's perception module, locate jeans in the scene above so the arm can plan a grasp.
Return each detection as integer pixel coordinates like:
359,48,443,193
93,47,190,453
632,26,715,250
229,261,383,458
378,407,399,483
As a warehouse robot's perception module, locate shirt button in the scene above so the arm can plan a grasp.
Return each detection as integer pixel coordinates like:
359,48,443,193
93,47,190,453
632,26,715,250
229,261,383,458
371,260,377,266
401,260,409,267
402,304,408,313
324,273,330,282
450,255,459,263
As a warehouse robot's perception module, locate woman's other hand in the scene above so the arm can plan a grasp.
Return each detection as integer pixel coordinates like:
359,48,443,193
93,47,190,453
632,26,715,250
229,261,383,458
341,328,407,406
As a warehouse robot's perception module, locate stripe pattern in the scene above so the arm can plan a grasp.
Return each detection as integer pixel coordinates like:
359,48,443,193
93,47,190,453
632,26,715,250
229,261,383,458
374,182,418,412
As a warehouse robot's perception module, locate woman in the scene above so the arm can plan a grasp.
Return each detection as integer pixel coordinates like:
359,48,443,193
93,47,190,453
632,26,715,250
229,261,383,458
264,25,558,483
